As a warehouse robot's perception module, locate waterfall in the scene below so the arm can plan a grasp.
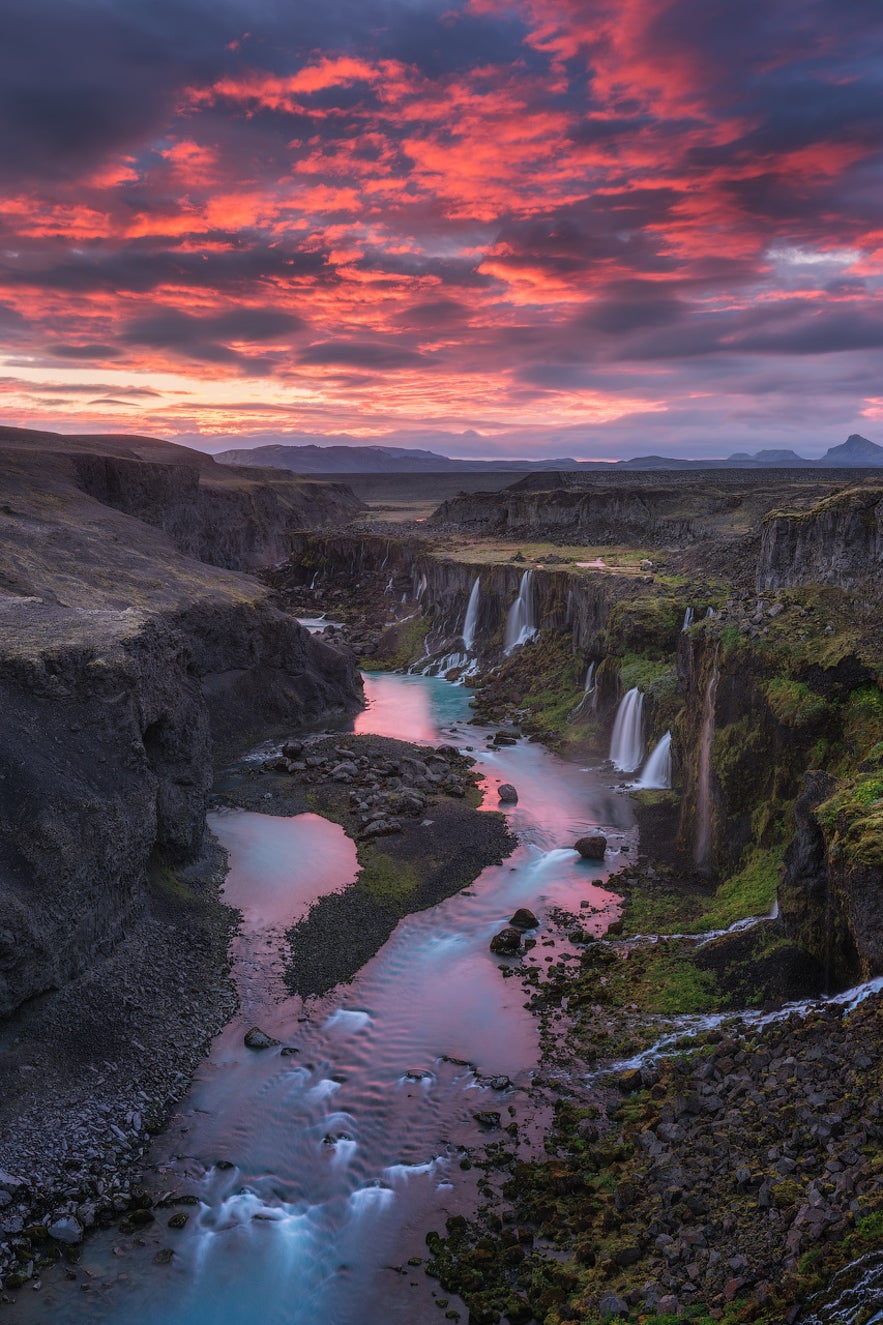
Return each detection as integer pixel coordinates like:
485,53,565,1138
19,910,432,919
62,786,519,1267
583,660,595,693
309,571,319,590
609,688,645,772
384,576,393,594
706,606,714,618
682,606,695,631
565,589,573,627
461,577,481,651
636,731,672,789
503,571,537,654
693,646,720,870
415,573,427,601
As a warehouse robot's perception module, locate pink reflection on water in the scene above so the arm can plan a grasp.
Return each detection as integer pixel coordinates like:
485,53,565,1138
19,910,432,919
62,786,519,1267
353,674,438,742
208,810,358,929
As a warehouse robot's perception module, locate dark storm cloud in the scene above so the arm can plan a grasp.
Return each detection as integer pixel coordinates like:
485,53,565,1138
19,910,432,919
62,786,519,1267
1,241,333,296
119,306,302,371
298,341,429,370
46,343,123,360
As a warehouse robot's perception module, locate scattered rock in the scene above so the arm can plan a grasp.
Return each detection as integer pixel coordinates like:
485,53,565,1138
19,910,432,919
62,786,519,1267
244,1026,279,1050
574,833,607,860
509,907,539,930
498,783,519,803
490,927,523,956
47,1216,83,1245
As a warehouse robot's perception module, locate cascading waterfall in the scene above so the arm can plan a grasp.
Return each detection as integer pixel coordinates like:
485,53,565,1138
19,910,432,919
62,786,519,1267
706,606,714,618
503,571,538,654
609,687,645,772
461,577,481,651
636,731,672,789
584,660,595,693
682,606,695,631
415,573,428,601
693,645,720,869
309,571,319,590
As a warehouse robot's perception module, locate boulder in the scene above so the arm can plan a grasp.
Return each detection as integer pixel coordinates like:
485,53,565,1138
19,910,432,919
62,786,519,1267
509,908,539,931
498,783,519,803
244,1026,279,1050
281,739,304,759
574,833,607,860
490,927,523,956
599,1293,629,1319
48,1216,83,1245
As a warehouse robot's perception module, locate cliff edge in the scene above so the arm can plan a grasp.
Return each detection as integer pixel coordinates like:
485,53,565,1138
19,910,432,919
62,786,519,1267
0,429,364,1019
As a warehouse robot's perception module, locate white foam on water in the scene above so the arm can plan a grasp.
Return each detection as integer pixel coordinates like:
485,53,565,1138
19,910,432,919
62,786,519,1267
383,1158,444,1183
329,1138,358,1168
307,1077,342,1104
324,1008,372,1034
348,1185,396,1215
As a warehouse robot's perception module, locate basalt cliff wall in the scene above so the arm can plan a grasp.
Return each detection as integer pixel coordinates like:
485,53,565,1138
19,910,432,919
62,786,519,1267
0,433,362,1018
757,486,883,592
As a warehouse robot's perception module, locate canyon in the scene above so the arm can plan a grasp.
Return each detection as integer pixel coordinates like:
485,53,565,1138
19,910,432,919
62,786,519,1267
0,434,881,1325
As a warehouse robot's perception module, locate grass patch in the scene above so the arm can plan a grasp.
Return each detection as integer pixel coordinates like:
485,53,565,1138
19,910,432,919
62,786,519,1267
694,844,781,930
355,848,420,906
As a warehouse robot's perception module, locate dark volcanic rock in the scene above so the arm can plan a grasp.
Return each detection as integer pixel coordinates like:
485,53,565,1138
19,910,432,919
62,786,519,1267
757,486,883,591
509,908,539,930
498,783,519,802
244,1027,279,1050
574,834,608,860
490,927,523,955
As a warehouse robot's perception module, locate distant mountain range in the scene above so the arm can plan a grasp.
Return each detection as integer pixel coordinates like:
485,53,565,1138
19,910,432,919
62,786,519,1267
216,433,883,474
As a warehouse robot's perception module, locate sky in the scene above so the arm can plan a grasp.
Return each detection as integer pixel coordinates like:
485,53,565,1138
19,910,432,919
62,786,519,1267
1,0,882,460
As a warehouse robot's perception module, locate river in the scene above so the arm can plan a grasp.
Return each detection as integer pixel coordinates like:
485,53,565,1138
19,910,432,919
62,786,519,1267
18,671,633,1324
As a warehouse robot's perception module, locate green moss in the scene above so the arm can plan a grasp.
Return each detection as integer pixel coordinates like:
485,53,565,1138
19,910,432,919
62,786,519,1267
764,677,830,729
618,652,677,699
356,848,420,905
696,845,781,930
607,596,682,657
150,865,196,906
818,771,883,867
368,614,431,671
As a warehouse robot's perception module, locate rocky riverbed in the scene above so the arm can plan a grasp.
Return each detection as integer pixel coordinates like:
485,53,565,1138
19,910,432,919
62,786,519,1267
424,897,883,1325
0,843,237,1296
215,730,516,996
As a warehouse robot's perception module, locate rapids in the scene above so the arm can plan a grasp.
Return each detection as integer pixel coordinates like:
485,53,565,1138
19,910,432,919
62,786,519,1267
21,672,632,1324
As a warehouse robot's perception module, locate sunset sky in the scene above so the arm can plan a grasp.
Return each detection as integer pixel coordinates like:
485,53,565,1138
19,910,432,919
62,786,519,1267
2,0,881,458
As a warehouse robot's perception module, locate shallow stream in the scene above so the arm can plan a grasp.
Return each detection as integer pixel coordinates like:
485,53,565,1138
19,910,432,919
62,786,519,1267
21,672,633,1323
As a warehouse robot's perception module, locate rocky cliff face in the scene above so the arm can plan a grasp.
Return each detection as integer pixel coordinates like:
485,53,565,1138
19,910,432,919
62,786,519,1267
757,486,883,591
0,425,363,572
0,432,363,1018
286,531,649,663
430,477,847,556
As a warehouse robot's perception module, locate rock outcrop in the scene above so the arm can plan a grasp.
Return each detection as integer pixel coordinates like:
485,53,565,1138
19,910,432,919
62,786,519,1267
0,430,363,1018
757,486,883,591
0,424,363,571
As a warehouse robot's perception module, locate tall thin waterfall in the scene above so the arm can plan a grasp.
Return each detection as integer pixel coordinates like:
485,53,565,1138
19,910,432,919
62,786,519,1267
503,571,537,654
609,688,645,771
461,577,481,651
584,660,595,692
694,646,720,869
682,606,695,631
636,731,672,789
